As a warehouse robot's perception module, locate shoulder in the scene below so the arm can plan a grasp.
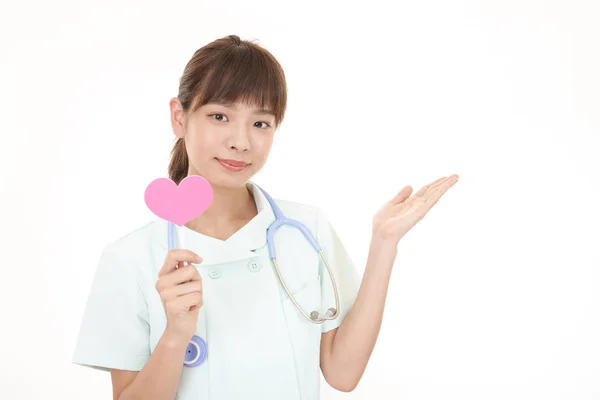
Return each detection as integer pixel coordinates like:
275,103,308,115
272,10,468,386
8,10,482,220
275,197,322,217
105,219,159,249
271,197,328,224
269,196,333,241
99,218,164,267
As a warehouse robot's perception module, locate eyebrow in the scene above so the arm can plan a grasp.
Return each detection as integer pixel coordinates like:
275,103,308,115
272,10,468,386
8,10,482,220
211,101,275,117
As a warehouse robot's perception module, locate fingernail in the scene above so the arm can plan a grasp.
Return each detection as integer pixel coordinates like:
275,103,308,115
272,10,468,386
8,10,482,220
196,255,202,262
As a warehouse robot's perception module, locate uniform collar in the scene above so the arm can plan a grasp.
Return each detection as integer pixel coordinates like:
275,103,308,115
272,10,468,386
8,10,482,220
155,181,275,266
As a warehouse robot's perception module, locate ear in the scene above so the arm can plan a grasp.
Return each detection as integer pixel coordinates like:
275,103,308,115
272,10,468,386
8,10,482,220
170,97,186,139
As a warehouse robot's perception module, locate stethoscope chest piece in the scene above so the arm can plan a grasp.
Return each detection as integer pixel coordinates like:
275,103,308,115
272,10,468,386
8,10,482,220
184,335,208,367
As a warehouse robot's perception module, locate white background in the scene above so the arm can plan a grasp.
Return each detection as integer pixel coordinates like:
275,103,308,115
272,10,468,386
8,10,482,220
1,0,599,399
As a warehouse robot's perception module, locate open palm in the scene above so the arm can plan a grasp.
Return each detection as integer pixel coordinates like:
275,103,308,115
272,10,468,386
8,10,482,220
372,174,459,242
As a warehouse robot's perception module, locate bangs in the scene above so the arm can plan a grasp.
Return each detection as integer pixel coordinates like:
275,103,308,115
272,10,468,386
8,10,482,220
190,46,286,125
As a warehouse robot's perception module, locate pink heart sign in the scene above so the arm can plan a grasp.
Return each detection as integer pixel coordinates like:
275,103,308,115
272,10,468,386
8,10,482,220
144,175,214,226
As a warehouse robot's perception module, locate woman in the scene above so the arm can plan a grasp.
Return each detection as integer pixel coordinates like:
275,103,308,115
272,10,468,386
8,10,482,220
73,34,459,400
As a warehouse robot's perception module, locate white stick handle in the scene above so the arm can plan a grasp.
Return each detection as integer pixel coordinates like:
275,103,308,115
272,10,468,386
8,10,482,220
178,224,189,267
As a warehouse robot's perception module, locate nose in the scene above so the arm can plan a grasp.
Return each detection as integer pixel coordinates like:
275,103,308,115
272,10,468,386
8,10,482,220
226,123,251,152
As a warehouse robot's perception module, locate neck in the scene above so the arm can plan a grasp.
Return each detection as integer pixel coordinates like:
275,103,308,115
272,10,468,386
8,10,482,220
184,183,257,233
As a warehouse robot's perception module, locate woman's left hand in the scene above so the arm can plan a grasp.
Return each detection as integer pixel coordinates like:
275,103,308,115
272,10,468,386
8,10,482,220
372,174,460,244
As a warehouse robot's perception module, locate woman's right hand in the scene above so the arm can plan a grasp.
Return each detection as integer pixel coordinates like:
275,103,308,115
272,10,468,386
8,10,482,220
155,249,204,344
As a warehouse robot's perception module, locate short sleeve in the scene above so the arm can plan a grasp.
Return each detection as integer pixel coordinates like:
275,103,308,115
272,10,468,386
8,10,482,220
315,208,362,333
72,243,151,372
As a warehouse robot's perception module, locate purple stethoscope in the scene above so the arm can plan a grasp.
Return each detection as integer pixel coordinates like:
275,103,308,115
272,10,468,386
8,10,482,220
164,181,341,368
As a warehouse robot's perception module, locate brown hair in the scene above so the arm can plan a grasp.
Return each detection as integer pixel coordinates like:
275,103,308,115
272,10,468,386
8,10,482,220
168,34,288,185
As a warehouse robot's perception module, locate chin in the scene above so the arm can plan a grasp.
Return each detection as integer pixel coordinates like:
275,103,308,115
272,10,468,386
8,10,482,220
209,171,255,189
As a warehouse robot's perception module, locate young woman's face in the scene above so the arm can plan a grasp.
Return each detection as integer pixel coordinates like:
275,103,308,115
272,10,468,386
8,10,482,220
171,99,277,189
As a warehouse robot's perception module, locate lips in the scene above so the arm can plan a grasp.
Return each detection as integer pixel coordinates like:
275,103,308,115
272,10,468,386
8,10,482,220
217,158,248,167
215,158,249,172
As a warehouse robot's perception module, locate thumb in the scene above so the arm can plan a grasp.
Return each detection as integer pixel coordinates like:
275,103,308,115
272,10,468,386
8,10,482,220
390,185,413,205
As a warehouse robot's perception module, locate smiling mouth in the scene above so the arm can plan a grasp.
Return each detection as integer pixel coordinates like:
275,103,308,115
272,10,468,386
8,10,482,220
215,158,249,172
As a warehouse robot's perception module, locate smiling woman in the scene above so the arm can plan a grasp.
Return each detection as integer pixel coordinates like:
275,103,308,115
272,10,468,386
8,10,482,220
168,35,287,187
72,34,366,400
71,32,459,400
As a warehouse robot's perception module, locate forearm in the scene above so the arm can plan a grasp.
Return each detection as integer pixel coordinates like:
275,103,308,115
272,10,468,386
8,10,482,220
119,331,188,400
329,237,398,388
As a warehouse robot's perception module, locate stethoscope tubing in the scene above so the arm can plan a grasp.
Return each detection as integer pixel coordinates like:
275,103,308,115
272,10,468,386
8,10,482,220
166,182,340,367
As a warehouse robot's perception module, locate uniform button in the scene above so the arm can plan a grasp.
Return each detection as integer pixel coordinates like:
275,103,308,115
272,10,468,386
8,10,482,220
247,259,261,273
208,268,221,279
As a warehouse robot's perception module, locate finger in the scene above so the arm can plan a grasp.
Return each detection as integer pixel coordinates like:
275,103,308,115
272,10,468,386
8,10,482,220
176,291,204,311
160,264,202,287
390,185,413,205
424,175,459,203
166,292,203,313
419,175,458,198
160,281,203,301
414,176,447,197
432,174,459,194
158,249,202,277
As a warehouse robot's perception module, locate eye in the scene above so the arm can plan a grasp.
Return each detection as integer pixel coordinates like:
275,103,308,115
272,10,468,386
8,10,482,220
254,121,272,129
209,113,228,122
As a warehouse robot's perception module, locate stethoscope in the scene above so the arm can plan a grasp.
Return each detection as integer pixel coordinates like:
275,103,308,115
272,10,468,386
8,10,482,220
166,182,340,367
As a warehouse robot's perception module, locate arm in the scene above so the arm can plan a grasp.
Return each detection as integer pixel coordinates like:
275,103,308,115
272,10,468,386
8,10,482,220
112,331,189,400
320,174,459,391
320,237,397,392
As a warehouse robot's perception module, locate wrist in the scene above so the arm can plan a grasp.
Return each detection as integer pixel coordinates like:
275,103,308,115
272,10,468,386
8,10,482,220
362,236,398,278
161,329,191,350
370,234,399,254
